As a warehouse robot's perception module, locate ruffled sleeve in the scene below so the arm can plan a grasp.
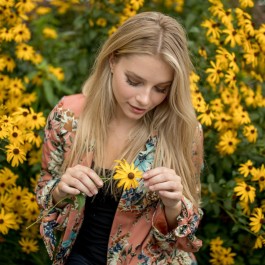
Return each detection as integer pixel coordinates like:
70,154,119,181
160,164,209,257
152,196,203,252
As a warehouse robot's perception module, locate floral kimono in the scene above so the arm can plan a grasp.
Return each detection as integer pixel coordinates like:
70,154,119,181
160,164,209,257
36,94,204,265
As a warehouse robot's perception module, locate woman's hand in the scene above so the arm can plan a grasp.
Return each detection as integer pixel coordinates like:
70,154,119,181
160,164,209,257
52,165,104,205
143,167,183,229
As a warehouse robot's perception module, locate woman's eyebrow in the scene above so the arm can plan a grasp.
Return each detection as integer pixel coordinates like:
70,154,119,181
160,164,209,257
125,71,172,85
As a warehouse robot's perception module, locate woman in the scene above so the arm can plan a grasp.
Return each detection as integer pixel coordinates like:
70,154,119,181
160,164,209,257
36,11,204,265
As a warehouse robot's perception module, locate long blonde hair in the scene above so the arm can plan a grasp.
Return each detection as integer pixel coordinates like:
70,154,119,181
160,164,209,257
62,12,202,207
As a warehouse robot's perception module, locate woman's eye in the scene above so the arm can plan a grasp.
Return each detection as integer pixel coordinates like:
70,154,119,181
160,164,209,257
155,87,168,94
126,78,139,86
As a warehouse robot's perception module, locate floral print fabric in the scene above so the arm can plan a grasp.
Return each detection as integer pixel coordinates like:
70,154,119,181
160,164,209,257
36,94,203,265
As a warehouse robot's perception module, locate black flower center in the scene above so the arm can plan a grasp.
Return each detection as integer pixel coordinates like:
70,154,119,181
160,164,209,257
128,173,135,179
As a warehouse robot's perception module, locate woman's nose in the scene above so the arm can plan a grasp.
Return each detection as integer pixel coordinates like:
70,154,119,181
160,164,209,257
135,88,151,106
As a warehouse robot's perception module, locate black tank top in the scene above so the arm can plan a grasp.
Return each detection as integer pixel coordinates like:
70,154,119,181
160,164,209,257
72,169,120,265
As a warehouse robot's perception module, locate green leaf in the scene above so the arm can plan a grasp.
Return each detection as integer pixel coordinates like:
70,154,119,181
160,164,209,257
76,193,86,212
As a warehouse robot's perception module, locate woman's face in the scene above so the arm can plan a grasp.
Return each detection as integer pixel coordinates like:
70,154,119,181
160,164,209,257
109,54,174,123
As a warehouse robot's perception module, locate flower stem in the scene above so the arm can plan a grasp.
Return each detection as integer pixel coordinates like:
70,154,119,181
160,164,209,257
26,197,66,230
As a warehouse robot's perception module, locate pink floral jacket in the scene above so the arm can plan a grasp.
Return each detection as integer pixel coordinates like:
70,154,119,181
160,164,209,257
36,94,204,265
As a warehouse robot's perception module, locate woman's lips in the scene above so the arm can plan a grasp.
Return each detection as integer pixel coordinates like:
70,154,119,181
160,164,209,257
129,104,146,114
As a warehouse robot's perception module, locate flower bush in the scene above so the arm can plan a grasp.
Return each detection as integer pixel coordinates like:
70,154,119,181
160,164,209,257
0,0,264,264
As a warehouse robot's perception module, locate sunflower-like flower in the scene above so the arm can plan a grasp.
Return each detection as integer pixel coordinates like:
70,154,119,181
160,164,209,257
113,159,143,190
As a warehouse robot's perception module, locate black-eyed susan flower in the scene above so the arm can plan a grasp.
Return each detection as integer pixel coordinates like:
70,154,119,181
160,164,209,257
11,23,31,43
130,0,144,10
25,131,42,148
0,55,15,72
238,160,255,177
251,164,265,192
213,112,232,131
210,246,236,265
233,109,250,125
15,0,36,13
239,200,251,216
0,27,13,42
42,27,58,39
197,105,215,126
253,235,265,249
239,0,254,9
234,181,255,203
21,192,39,212
0,192,15,211
9,127,24,145
48,65,64,81
0,0,15,8
243,124,258,143
27,108,46,130
96,18,107,27
206,60,224,85
19,237,39,254
6,143,27,167
209,237,223,252
249,208,264,233
113,159,143,190
36,6,52,15
15,43,35,61
0,208,18,235
216,130,240,155
201,19,221,40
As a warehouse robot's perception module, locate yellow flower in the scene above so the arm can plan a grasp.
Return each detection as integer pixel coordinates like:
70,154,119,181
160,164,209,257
216,130,240,155
15,0,36,13
9,126,24,145
0,168,18,193
16,43,35,61
251,165,265,192
232,109,250,126
0,0,14,8
223,26,242,48
25,131,42,148
48,66,64,81
206,60,224,85
210,246,236,265
0,27,13,42
238,160,255,177
243,125,258,143
0,55,16,72
19,237,39,254
0,192,15,211
253,235,265,249
6,143,27,167
201,19,221,40
35,6,52,15
234,181,256,203
130,0,144,10
239,0,254,8
42,27,58,39
0,208,18,235
239,200,251,216
11,23,31,43
197,105,214,126
213,112,232,131
21,192,39,212
96,18,107,27
0,125,8,139
27,108,46,130
210,236,223,252
249,208,264,233
113,159,143,190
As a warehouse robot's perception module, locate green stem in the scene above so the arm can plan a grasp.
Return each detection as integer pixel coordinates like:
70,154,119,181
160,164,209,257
26,197,66,230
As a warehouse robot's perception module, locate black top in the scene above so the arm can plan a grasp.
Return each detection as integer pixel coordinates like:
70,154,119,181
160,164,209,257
72,169,120,265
